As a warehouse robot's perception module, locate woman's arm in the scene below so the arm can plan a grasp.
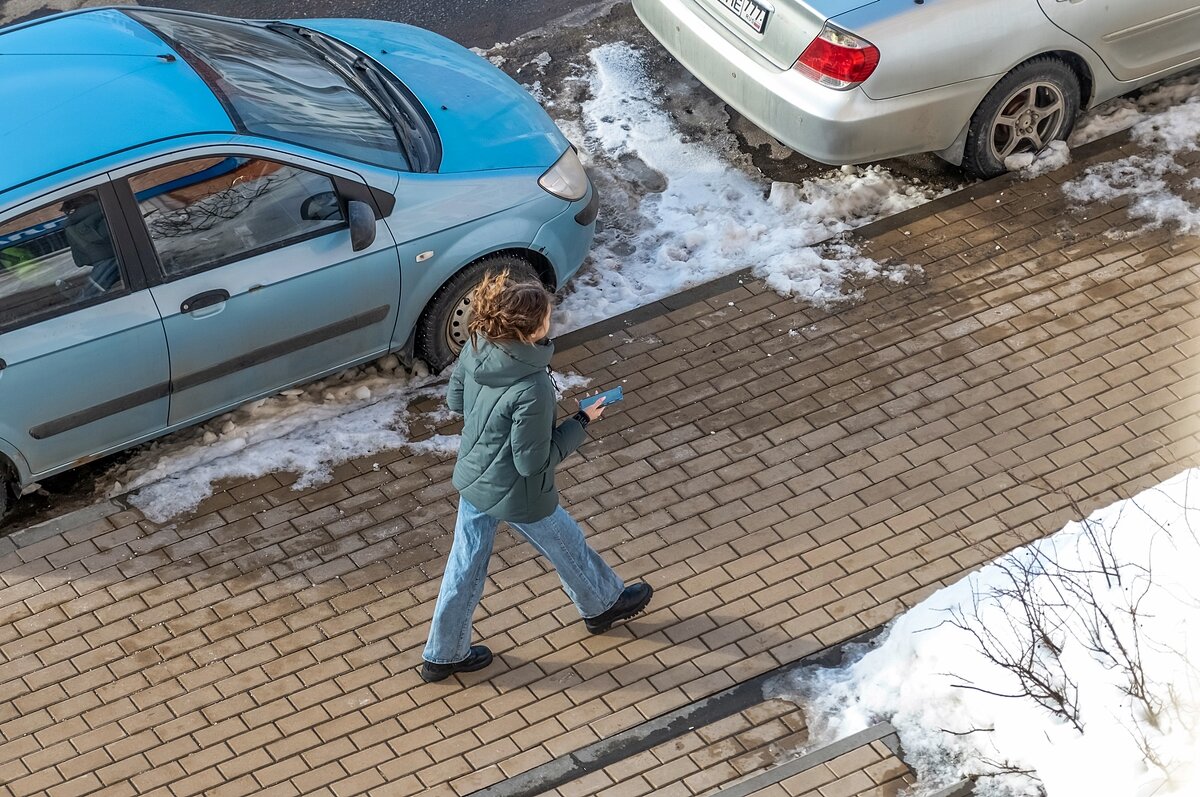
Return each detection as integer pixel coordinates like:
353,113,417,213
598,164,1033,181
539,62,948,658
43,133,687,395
447,359,466,414
510,382,586,477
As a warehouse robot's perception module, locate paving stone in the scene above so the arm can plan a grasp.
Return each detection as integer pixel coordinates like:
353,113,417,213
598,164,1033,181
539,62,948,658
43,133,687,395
3,138,1197,797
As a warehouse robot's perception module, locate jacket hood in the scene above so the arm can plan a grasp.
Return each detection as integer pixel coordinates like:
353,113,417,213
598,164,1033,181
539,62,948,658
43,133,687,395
468,338,554,387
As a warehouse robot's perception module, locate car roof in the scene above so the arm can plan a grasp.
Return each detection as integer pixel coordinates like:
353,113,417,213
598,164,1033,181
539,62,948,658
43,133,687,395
0,8,235,196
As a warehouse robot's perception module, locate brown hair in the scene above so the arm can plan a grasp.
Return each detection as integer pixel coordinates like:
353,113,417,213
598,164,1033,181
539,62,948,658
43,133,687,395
468,269,553,344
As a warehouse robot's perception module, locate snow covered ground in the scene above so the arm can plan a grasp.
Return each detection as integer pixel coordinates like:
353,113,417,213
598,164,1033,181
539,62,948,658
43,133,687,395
782,469,1200,797
116,358,452,522
1064,97,1200,236
551,42,938,329
103,42,1199,523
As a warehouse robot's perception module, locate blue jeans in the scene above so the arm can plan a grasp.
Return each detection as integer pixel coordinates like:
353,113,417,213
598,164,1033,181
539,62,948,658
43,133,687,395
423,497,625,664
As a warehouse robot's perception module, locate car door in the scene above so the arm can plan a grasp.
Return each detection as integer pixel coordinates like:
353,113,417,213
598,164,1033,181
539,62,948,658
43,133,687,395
0,182,170,477
1037,0,1200,81
114,152,402,426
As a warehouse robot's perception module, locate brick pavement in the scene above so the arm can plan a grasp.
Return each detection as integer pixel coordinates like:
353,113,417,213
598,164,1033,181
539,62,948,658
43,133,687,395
736,739,915,797
540,698,810,797
2,136,1199,797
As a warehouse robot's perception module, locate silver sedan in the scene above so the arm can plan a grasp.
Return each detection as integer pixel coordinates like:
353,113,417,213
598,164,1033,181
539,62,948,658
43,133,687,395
632,0,1200,176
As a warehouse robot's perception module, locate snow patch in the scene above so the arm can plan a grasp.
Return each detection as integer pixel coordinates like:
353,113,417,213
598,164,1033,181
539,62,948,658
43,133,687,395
1005,140,1071,178
781,469,1200,797
1063,98,1200,235
550,370,591,399
529,51,552,74
553,43,941,331
111,356,460,522
1071,70,1200,146
469,45,506,67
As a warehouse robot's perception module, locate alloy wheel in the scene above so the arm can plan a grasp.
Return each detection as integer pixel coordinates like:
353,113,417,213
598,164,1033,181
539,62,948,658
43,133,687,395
989,81,1067,161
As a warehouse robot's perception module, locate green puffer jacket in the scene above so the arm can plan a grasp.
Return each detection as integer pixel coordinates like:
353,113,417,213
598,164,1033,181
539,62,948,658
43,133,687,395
448,336,586,522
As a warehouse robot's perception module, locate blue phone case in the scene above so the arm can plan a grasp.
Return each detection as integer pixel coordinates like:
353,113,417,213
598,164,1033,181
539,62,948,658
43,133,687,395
579,385,624,411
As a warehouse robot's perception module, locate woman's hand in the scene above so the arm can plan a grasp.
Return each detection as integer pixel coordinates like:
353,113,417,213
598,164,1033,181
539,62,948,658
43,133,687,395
582,396,606,422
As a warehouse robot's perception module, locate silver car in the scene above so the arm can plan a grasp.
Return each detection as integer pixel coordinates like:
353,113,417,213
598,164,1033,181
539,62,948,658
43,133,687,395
632,0,1200,176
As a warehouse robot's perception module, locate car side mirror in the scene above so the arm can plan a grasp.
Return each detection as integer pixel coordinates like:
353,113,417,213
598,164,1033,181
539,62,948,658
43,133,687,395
300,191,342,221
348,200,377,252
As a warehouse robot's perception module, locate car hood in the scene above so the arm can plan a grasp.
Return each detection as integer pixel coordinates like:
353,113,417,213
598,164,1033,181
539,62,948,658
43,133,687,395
295,19,569,174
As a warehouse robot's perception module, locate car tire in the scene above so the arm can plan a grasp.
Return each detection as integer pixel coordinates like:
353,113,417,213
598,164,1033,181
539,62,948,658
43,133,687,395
962,56,1081,179
0,467,15,524
415,253,541,373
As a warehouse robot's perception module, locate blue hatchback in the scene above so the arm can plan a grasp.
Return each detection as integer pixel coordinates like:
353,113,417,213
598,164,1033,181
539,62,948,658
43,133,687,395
0,7,598,519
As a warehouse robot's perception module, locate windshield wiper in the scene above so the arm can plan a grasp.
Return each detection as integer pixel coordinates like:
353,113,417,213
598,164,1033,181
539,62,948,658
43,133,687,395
267,24,431,170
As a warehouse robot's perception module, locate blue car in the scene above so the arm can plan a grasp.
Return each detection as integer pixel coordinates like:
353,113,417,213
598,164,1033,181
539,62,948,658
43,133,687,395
0,7,598,519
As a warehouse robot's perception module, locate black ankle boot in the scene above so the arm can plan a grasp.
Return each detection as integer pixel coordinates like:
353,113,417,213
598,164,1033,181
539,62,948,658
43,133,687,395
420,645,493,683
585,583,653,634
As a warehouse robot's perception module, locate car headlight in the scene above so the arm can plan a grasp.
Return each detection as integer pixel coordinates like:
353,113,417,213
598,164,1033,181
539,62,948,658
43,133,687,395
538,147,588,201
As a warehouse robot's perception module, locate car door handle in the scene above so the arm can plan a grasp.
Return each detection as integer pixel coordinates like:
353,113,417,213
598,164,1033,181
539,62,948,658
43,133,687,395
0,358,6,371
181,289,230,314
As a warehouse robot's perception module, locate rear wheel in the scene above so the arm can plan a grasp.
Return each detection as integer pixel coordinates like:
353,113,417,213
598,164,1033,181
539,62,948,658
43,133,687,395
962,56,1080,178
415,253,540,373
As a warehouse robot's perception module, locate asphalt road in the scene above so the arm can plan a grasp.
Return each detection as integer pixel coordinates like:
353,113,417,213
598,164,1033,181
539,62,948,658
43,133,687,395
2,0,604,46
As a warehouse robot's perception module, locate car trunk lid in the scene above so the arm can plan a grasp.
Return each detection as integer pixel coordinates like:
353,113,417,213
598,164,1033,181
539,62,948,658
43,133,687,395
686,0,877,69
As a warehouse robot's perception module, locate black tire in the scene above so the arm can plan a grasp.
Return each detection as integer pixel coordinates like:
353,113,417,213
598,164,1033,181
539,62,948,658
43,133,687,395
415,253,540,373
962,56,1081,179
0,467,15,525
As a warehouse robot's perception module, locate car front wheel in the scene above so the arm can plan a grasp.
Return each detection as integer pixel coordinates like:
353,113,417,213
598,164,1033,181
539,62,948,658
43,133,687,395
0,470,15,524
415,253,540,373
962,56,1081,179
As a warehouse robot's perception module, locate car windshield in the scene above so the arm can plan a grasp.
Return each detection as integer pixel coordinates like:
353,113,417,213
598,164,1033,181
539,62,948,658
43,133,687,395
129,10,427,172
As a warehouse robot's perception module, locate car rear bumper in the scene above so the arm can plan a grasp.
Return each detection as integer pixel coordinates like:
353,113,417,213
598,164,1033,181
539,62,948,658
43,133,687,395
632,0,991,164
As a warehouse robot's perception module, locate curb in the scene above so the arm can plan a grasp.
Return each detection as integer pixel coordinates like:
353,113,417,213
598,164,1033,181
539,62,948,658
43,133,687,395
554,126,1134,351
0,499,125,554
465,628,883,797
1,127,1136,543
714,722,898,797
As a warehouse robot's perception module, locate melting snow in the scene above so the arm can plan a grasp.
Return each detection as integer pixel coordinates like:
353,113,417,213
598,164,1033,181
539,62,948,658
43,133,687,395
1064,98,1200,235
1005,140,1072,179
552,43,939,331
113,356,458,522
781,469,1200,797
1071,69,1200,146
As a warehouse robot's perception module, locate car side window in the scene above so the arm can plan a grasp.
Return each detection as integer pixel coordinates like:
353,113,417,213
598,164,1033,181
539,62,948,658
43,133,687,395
129,156,347,279
0,190,128,332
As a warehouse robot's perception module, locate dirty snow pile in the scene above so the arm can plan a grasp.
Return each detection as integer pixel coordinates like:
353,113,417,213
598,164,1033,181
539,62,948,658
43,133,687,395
111,356,458,522
111,360,592,521
1004,140,1072,179
1071,69,1200,146
783,469,1200,797
553,43,940,330
1063,98,1200,235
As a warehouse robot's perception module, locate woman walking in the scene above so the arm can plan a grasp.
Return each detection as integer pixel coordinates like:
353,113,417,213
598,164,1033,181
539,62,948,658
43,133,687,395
421,270,653,683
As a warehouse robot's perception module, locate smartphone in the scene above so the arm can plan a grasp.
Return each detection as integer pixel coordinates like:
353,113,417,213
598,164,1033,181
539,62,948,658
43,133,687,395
579,385,624,411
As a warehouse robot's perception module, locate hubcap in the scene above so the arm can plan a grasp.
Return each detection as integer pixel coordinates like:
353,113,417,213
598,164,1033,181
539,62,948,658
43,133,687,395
446,291,473,354
989,81,1066,162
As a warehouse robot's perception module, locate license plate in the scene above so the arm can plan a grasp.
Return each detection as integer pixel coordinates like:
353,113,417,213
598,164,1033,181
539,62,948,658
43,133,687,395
716,0,769,34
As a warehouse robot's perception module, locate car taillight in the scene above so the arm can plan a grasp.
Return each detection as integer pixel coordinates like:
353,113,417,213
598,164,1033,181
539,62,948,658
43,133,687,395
794,23,880,90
